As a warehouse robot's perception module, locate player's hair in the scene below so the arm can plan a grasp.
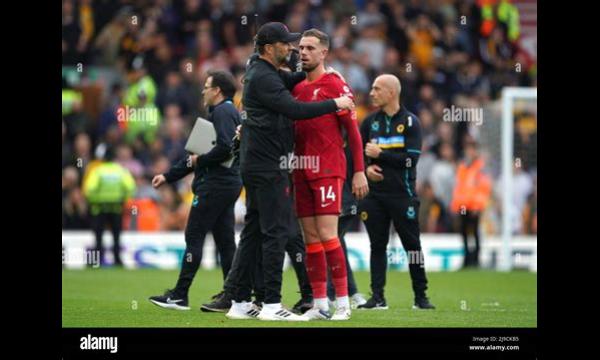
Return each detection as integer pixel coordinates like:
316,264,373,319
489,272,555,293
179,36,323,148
207,70,237,98
302,28,330,50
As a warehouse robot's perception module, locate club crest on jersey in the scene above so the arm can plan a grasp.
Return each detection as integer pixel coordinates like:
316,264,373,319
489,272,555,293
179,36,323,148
360,211,368,221
397,124,405,133
406,206,416,219
371,121,380,131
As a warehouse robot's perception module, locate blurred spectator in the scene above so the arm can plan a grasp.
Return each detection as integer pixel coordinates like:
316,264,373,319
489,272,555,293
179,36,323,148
479,0,520,42
62,166,89,229
419,181,452,233
158,185,188,230
62,0,83,65
523,175,537,235
353,24,385,71
480,25,513,70
450,60,490,98
450,141,492,268
62,77,83,117
494,163,533,234
96,83,123,140
83,147,136,266
316,5,336,36
160,104,187,163
116,144,144,178
123,174,161,231
146,34,179,87
72,133,93,177
122,57,161,145
62,78,90,141
93,6,128,66
440,22,473,56
178,57,203,118
77,0,95,63
429,121,455,158
407,14,441,70
356,0,385,31
429,142,456,210
415,83,436,113
179,0,206,48
285,2,310,33
124,57,158,107
381,0,409,54
62,121,73,168
416,141,435,193
330,46,370,94
514,111,537,172
156,71,194,116
381,47,403,80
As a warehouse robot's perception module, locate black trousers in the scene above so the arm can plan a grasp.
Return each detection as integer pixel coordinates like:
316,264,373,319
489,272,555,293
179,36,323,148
173,186,241,298
326,214,359,300
360,193,428,299
460,210,481,267
232,171,291,304
91,211,122,265
222,200,312,302
282,212,312,300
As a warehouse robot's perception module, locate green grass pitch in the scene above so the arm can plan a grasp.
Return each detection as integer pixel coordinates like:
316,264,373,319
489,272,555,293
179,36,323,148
62,268,536,327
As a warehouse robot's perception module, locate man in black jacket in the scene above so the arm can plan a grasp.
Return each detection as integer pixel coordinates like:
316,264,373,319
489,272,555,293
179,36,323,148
149,70,242,311
357,74,435,311
225,22,354,321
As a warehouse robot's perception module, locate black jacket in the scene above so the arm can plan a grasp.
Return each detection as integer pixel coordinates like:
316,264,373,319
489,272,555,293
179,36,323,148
163,99,242,193
239,58,338,173
360,106,422,197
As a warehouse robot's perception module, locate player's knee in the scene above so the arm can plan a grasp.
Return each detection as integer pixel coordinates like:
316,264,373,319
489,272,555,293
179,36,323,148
315,225,336,242
304,232,321,244
300,226,320,243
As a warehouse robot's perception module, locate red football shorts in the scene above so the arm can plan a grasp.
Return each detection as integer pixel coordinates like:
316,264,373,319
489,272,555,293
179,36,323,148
294,177,343,218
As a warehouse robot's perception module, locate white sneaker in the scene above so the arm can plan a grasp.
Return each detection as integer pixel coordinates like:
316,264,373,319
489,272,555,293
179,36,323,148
331,306,351,321
257,307,309,321
225,301,260,320
350,293,367,309
328,298,336,310
302,307,332,320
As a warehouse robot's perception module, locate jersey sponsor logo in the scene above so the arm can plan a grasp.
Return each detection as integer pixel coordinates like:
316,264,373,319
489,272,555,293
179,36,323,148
377,135,405,149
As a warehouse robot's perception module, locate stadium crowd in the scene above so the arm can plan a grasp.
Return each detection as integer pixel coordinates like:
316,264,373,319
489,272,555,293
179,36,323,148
62,0,537,235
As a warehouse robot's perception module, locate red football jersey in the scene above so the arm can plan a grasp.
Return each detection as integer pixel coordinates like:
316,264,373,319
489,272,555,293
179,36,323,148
291,73,364,183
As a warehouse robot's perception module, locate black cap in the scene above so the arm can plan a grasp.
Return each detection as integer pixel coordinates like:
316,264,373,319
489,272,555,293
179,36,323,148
255,22,301,45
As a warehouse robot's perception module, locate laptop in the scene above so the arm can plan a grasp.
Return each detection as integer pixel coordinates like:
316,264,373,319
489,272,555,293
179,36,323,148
185,117,234,168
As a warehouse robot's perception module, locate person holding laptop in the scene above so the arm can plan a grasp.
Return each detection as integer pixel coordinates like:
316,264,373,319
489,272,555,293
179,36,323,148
149,70,242,310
